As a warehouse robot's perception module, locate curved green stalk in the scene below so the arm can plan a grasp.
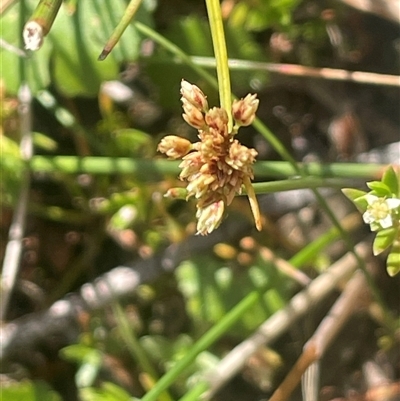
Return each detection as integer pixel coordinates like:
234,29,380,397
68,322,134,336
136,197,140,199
204,0,232,128
98,0,143,60
251,177,350,193
134,22,218,87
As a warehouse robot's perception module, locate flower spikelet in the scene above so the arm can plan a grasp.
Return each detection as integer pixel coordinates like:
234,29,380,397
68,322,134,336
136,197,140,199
232,93,259,127
158,80,261,235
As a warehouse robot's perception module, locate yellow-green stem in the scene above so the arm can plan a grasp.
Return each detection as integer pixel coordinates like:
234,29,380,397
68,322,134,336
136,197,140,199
98,0,143,60
205,0,232,129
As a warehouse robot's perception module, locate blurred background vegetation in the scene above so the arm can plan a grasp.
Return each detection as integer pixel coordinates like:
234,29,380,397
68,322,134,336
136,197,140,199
0,0,399,400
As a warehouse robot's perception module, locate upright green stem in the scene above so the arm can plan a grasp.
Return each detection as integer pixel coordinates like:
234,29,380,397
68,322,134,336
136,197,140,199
205,0,232,129
98,0,143,60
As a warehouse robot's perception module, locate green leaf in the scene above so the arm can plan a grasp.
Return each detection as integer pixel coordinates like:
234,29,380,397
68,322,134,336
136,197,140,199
75,350,102,388
382,166,400,197
109,205,139,230
1,380,62,401
386,240,400,276
60,343,99,363
49,2,128,96
367,181,392,197
60,344,102,388
373,227,398,255
33,132,58,152
342,188,369,213
341,188,367,203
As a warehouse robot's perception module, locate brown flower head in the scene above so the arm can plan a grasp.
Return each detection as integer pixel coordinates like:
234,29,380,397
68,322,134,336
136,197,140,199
232,94,259,127
180,80,209,112
158,80,261,235
157,135,192,159
181,98,206,130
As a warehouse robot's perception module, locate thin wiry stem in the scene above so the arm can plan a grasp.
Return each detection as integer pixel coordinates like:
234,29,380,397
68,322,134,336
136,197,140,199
0,84,33,320
189,56,400,87
98,0,143,60
204,0,232,129
28,156,390,180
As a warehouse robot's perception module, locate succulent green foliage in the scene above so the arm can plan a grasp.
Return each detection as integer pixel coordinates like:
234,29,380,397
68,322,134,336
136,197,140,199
387,240,400,277
0,0,154,96
382,165,400,197
373,227,397,255
175,254,288,335
1,380,62,401
342,166,400,276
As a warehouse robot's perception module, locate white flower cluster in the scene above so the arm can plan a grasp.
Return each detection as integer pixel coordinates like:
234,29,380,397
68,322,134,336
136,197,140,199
362,194,400,231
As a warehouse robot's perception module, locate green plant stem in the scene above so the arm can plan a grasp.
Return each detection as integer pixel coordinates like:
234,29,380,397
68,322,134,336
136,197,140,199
140,290,262,401
178,382,209,401
188,56,400,87
289,213,362,267
98,0,143,60
19,0,27,78
22,0,62,51
29,156,388,180
254,161,387,179
204,0,232,128
113,303,158,377
30,156,180,177
135,22,218,87
26,0,62,35
251,178,351,193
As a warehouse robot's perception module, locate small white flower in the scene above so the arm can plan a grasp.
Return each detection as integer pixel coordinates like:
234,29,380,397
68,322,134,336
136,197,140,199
362,194,400,230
